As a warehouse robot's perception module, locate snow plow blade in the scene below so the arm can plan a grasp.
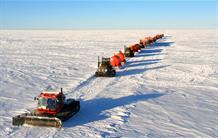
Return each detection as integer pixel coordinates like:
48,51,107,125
13,114,62,128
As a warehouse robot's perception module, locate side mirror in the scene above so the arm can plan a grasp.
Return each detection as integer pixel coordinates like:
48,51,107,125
34,97,38,101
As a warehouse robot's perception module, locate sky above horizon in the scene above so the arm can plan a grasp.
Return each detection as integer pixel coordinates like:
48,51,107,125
0,0,217,29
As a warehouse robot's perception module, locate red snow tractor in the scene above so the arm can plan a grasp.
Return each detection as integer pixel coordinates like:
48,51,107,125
139,38,150,48
153,34,164,41
146,36,154,44
153,35,158,42
130,44,141,53
12,88,80,128
124,44,140,57
124,46,134,57
155,34,161,39
160,34,164,38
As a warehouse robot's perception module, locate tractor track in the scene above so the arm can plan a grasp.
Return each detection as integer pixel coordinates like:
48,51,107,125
65,74,96,97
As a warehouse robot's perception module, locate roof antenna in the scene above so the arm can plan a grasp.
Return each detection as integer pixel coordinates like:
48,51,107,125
98,56,100,67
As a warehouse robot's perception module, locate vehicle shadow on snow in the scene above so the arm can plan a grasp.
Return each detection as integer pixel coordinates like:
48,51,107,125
135,53,166,57
117,41,173,76
127,59,162,64
125,61,159,68
117,65,169,76
135,41,174,57
151,41,174,47
134,47,163,58
139,48,163,54
63,92,164,127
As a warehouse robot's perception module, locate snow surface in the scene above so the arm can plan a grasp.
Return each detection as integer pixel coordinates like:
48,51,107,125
0,30,217,138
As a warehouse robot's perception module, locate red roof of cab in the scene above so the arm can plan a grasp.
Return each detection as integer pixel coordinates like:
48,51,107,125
39,91,61,98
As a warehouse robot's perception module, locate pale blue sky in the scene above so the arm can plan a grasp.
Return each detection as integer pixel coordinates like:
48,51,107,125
0,0,217,29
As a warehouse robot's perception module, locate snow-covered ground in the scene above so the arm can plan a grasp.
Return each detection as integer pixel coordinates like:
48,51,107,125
0,29,217,138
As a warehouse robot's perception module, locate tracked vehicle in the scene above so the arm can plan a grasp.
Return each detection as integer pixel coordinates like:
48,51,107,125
12,88,80,128
124,46,134,57
95,56,116,77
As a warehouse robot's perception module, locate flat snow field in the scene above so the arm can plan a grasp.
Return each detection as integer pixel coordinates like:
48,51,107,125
0,30,217,138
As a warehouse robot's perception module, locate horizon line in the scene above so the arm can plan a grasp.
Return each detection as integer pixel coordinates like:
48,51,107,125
0,28,217,31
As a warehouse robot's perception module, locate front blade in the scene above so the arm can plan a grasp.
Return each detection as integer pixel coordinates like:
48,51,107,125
24,116,62,128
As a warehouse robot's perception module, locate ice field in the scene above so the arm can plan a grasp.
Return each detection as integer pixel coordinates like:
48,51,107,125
0,29,217,137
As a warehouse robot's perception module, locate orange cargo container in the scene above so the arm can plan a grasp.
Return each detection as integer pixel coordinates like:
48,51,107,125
116,51,126,63
110,55,121,67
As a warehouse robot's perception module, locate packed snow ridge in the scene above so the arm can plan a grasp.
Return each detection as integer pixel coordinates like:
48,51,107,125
0,30,217,137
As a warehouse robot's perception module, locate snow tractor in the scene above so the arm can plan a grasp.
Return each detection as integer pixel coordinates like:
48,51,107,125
153,34,164,41
12,88,80,128
95,56,116,77
124,46,134,57
155,34,162,39
130,44,140,53
139,39,146,48
160,34,164,38
116,51,126,63
145,37,154,45
110,54,122,67
153,35,158,42
140,39,150,48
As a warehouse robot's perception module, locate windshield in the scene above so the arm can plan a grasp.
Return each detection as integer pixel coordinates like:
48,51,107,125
38,97,56,110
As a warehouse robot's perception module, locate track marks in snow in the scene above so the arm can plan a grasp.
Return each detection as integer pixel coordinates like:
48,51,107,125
70,77,117,100
6,127,57,138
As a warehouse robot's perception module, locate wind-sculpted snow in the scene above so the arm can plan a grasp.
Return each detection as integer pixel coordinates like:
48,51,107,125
0,30,217,137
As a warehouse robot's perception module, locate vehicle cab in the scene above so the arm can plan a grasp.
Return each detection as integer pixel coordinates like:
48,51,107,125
36,90,65,114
